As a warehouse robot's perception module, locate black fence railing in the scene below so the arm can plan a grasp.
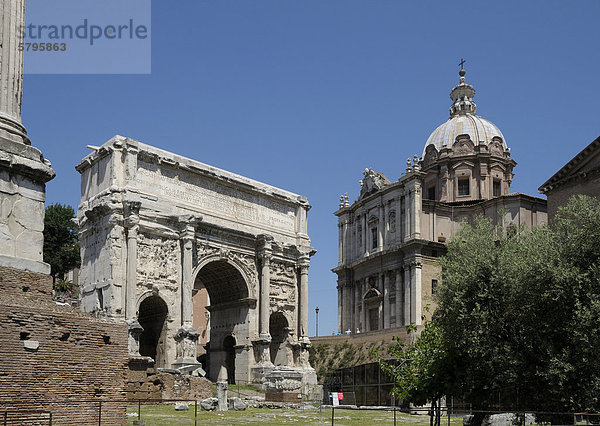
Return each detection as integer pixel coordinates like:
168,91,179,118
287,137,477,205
321,361,400,406
2,409,52,425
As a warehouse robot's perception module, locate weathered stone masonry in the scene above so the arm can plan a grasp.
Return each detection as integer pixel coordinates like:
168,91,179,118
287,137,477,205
76,136,318,392
0,266,129,425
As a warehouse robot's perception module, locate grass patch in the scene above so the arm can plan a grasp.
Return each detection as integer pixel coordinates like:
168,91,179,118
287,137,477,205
126,405,464,425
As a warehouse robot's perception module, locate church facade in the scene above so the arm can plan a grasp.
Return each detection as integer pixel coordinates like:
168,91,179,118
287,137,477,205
333,69,547,334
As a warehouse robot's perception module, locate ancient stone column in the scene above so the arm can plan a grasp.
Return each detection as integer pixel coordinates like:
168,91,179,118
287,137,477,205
124,201,142,356
0,0,55,274
124,201,141,320
173,215,202,370
0,0,26,142
255,234,273,366
260,255,271,338
179,215,200,327
298,258,309,340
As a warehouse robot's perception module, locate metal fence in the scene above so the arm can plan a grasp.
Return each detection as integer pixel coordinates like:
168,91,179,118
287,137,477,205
2,409,52,425
322,361,400,406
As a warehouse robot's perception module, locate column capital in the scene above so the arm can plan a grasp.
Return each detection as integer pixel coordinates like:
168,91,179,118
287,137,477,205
298,263,310,274
124,200,141,216
123,201,141,230
124,216,140,232
178,214,202,240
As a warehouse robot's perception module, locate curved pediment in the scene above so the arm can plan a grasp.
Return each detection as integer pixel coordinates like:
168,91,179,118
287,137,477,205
453,135,475,155
423,145,439,168
489,137,505,157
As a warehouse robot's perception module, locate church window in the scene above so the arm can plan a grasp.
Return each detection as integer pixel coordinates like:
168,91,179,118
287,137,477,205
371,228,378,249
458,178,470,196
432,279,438,295
427,185,435,200
493,180,501,197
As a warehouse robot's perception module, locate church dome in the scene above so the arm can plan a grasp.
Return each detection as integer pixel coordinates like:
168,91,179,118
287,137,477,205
423,68,507,155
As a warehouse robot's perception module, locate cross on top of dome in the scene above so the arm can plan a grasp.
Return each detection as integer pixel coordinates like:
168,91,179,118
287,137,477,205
449,62,476,117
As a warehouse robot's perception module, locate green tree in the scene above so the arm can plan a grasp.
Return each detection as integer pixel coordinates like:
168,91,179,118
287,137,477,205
381,195,600,425
43,203,80,284
379,321,451,426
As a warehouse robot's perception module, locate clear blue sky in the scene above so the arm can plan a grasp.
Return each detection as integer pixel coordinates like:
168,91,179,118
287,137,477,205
22,1,600,336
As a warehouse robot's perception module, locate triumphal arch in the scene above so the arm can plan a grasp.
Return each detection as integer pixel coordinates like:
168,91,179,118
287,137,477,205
76,136,316,386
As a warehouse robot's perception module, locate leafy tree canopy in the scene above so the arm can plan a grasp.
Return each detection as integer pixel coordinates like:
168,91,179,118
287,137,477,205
381,195,600,420
43,203,80,283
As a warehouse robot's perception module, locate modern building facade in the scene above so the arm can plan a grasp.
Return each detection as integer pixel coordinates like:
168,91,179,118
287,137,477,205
333,69,548,334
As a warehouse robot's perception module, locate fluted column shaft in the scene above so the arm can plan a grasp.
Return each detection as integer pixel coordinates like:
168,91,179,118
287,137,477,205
181,236,193,326
298,261,309,339
0,0,28,143
125,217,139,320
260,254,271,337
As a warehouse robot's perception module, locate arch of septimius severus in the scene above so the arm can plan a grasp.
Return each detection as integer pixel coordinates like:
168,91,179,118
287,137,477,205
76,136,317,388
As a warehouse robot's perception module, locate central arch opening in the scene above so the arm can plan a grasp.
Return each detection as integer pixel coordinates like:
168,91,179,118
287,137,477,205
138,295,168,367
193,260,250,382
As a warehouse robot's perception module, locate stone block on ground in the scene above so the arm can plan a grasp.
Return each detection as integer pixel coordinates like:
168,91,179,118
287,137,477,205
228,397,247,411
174,403,189,411
200,397,218,411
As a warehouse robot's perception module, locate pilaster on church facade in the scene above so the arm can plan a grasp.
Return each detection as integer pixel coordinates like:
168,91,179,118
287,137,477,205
333,68,548,337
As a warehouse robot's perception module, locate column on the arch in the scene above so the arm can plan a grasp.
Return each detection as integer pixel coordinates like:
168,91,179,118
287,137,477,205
383,272,390,329
259,240,272,339
404,265,411,325
179,215,200,327
395,269,402,327
298,257,310,340
124,201,141,320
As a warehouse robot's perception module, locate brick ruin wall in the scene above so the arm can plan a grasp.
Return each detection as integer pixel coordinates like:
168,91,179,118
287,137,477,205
0,266,129,425
127,357,212,402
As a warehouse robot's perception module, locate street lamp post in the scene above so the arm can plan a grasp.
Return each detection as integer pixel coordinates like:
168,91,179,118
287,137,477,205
315,307,319,337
